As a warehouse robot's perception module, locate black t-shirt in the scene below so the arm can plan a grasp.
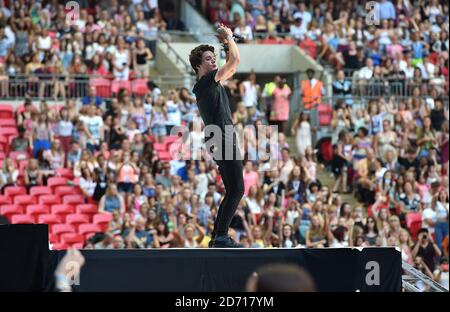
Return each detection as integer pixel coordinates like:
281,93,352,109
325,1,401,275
192,69,236,154
398,156,419,172
430,108,445,132
418,242,437,272
343,50,361,70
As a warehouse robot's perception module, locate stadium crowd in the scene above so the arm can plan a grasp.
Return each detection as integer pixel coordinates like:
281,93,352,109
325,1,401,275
0,0,448,291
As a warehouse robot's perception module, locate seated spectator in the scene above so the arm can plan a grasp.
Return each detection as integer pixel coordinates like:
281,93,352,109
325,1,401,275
98,184,126,214
79,167,97,200
23,158,43,191
82,86,104,107
10,126,30,152
0,157,18,192
44,140,65,171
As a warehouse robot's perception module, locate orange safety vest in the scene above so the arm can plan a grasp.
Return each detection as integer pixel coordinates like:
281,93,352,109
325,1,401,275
301,79,323,110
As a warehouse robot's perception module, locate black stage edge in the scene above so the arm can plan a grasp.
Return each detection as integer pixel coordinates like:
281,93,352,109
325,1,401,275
1,225,402,292
0,224,50,291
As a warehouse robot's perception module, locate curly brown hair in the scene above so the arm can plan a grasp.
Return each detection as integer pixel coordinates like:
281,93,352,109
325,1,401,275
189,44,215,74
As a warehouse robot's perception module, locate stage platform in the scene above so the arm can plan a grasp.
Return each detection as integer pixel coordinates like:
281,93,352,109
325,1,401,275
1,225,402,292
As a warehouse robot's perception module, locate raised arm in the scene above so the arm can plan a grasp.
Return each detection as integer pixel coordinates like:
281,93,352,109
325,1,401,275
215,24,240,83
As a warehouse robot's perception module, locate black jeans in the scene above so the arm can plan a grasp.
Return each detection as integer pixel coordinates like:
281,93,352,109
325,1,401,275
213,158,245,237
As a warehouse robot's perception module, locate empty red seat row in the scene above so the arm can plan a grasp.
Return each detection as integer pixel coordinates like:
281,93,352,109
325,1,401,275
3,184,80,197
0,104,14,119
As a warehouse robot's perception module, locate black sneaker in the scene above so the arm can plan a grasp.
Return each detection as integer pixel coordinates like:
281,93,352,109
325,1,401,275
210,235,243,248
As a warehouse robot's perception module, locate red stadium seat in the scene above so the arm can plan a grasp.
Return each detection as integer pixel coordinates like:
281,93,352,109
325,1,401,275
60,233,85,245
0,104,14,119
55,168,74,179
52,224,76,236
259,38,279,44
38,214,62,224
38,214,62,232
39,194,61,205
131,78,149,96
4,186,27,198
1,204,24,220
318,104,333,126
111,80,131,94
93,213,113,231
51,204,75,222
0,127,19,139
14,195,37,206
51,242,69,250
280,38,296,45
66,214,90,227
0,195,11,205
11,214,35,224
90,78,112,98
47,176,68,189
78,223,103,239
0,135,7,153
49,233,59,244
55,185,78,197
76,204,98,218
26,204,50,219
63,195,85,206
30,186,52,197
0,119,16,127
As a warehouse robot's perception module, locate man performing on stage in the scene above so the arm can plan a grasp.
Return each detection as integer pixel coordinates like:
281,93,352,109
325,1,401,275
189,24,244,248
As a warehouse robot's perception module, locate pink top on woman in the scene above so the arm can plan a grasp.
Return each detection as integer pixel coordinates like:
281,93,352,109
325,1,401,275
270,86,292,121
243,171,259,195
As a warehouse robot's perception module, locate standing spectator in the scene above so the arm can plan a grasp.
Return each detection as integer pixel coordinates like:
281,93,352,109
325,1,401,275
289,17,305,42
56,107,73,160
413,228,442,272
332,69,352,106
434,190,449,250
165,90,182,134
240,73,260,114
133,38,153,78
31,113,53,158
300,68,323,129
117,152,139,195
291,112,312,156
112,36,131,80
306,215,327,248
269,77,291,134
150,96,168,143
234,19,253,43
377,0,396,21
80,104,104,152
